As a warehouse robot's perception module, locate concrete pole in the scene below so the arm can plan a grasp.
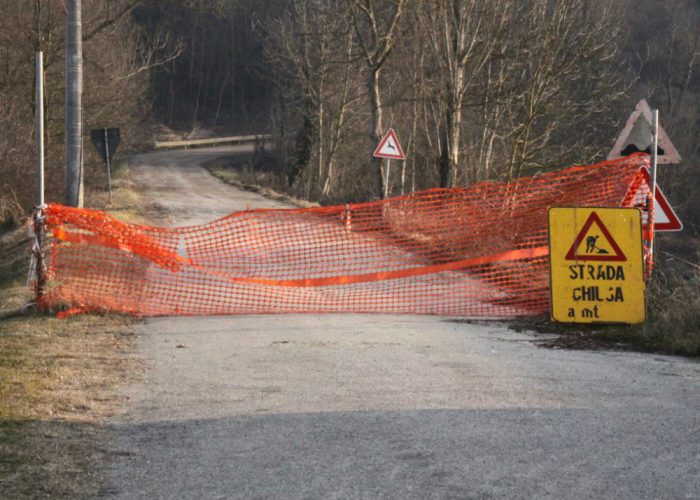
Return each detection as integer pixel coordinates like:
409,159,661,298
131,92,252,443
36,52,45,208
65,0,83,207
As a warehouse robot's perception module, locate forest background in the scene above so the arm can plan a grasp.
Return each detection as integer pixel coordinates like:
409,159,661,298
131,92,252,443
1,0,698,221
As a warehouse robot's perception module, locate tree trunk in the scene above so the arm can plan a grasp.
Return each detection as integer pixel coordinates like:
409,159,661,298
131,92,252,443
448,102,462,186
368,67,384,198
214,72,229,122
439,97,461,188
317,100,324,197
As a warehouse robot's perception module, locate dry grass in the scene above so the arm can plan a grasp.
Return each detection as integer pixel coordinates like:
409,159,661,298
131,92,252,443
639,254,700,356
1,420,112,498
0,314,138,422
0,314,139,498
207,163,319,208
514,253,700,358
0,160,145,498
0,188,25,233
0,222,33,313
86,159,153,225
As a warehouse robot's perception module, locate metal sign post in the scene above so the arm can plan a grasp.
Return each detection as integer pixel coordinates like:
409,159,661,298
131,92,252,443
647,110,659,283
104,128,112,203
36,53,44,209
34,52,47,300
373,129,406,199
90,128,120,203
384,159,391,199
610,102,679,282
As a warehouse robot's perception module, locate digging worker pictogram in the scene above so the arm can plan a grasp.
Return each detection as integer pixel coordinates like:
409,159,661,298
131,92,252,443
585,235,609,255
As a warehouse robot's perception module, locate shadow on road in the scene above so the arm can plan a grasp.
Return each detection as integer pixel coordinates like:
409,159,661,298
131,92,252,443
103,408,699,499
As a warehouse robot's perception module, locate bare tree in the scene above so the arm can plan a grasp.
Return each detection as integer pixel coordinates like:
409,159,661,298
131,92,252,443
265,0,360,199
0,0,182,215
418,0,510,187
348,0,407,198
494,0,627,179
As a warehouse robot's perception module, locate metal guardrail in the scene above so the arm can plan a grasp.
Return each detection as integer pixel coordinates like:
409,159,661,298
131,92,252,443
153,134,271,150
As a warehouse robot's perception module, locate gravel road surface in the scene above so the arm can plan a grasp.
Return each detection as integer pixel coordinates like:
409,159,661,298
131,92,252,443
103,147,700,499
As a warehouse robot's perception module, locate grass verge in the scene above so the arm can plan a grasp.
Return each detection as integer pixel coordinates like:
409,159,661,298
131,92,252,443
0,158,145,498
511,255,700,358
205,159,318,208
0,313,138,498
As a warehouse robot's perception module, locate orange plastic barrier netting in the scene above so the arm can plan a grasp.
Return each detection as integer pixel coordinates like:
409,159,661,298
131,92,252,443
40,155,650,317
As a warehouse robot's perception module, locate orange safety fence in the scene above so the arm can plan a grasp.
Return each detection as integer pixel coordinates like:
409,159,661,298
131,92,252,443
39,154,651,317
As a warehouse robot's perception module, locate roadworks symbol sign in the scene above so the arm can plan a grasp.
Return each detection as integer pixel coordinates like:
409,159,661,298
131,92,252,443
564,212,626,262
549,207,645,324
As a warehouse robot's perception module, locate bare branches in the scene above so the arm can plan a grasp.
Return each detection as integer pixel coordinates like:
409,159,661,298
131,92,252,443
119,26,185,81
349,0,406,70
347,0,407,197
83,0,141,41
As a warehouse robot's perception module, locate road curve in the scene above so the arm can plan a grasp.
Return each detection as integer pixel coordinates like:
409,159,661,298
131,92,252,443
103,148,700,499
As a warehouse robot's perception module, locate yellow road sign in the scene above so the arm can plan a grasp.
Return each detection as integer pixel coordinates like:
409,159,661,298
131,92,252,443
549,207,645,324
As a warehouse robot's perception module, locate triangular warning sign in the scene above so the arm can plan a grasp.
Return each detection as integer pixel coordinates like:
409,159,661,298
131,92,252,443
608,99,681,164
622,167,683,232
373,129,405,160
565,212,627,262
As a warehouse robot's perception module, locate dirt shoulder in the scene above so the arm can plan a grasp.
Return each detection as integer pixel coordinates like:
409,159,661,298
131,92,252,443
0,162,147,498
204,156,318,209
0,314,139,498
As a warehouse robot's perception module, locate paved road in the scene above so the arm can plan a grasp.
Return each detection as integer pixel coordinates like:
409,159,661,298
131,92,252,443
104,148,700,499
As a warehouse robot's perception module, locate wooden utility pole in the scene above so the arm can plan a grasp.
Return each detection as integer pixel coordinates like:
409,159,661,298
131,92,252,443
65,0,83,207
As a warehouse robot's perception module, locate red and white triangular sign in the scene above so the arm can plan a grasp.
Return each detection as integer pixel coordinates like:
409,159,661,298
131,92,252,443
608,99,681,164
622,167,683,232
565,212,627,262
373,129,405,160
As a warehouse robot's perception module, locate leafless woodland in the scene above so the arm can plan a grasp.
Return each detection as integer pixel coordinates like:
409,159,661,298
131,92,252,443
1,0,699,228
